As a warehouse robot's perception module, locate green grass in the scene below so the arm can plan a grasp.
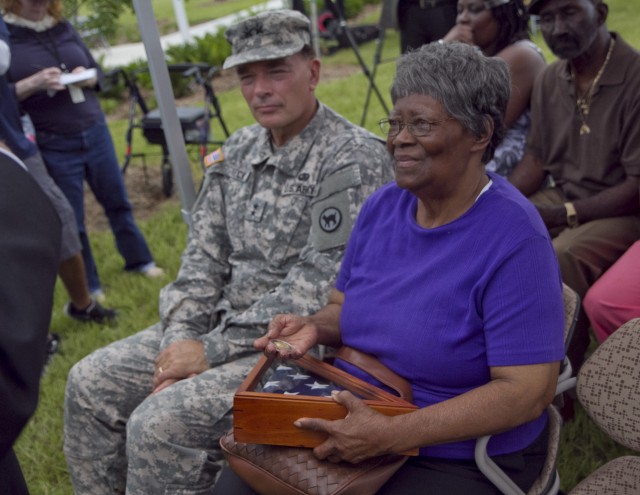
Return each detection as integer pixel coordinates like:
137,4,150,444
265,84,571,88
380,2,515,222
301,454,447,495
15,0,640,492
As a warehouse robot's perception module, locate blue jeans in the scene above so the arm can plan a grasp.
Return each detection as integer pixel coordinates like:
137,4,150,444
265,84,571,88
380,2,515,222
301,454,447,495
37,117,154,293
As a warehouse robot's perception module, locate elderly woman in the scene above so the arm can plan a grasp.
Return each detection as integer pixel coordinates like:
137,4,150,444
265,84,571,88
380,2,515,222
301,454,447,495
443,0,545,176
216,42,564,494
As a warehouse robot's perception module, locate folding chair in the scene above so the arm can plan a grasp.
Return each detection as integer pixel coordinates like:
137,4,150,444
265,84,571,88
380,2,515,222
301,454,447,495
569,318,640,494
475,283,581,495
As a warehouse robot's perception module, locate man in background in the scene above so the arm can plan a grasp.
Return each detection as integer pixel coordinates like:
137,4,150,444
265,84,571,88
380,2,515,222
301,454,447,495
0,17,115,325
510,0,640,373
392,0,458,53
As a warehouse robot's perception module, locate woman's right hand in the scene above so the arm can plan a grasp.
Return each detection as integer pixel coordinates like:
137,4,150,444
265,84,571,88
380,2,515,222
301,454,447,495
442,24,474,45
16,67,65,101
31,67,65,92
254,313,319,359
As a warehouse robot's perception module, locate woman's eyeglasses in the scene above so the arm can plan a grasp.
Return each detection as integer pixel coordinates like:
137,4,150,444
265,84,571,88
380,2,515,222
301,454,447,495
378,117,453,137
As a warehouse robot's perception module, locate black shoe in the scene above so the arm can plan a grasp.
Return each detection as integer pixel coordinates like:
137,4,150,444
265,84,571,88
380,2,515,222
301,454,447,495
64,299,116,323
43,332,61,369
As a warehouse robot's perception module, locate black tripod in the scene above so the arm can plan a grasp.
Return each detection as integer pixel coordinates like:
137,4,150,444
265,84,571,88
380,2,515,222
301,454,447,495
359,0,397,126
323,0,390,124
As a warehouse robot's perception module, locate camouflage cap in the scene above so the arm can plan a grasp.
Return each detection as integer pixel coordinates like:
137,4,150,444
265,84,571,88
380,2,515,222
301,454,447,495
223,10,312,70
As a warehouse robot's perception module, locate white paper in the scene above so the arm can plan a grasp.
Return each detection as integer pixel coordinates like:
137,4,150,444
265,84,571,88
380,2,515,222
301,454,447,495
59,68,97,86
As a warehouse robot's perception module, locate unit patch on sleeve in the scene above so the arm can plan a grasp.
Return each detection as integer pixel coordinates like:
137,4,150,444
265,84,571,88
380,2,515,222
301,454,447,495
319,207,342,233
311,191,353,251
310,166,361,252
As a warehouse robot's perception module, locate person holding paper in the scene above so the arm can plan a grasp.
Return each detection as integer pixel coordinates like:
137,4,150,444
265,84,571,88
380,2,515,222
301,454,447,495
0,15,115,325
1,0,164,301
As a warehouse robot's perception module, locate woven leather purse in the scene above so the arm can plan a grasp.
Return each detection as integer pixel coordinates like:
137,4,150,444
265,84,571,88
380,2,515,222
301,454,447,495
220,346,415,495
220,432,407,495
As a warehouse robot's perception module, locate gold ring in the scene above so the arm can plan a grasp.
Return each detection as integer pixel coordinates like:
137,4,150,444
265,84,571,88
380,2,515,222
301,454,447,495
158,366,164,374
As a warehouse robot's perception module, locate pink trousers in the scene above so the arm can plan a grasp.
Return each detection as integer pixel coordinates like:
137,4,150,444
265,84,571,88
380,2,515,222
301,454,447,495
584,241,640,343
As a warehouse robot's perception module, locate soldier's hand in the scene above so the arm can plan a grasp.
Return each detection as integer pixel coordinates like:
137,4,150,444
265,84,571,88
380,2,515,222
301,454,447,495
152,340,208,391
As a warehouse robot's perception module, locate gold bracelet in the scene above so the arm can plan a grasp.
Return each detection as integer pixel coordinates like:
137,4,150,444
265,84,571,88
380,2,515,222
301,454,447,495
564,202,578,228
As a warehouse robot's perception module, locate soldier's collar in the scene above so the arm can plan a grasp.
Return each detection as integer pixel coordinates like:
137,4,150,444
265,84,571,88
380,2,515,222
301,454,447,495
254,103,326,176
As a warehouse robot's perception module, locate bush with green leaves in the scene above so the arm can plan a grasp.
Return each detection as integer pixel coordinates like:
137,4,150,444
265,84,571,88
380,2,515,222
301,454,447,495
165,31,231,68
99,31,230,109
90,0,382,107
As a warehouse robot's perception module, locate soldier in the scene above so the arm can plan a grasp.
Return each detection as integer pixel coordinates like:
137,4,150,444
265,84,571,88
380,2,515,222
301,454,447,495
63,9,393,495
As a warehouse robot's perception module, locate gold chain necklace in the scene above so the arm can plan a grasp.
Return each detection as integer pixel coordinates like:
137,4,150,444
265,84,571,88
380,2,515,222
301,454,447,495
575,37,616,136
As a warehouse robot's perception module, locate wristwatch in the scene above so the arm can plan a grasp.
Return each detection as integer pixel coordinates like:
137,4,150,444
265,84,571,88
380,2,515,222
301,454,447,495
564,202,578,228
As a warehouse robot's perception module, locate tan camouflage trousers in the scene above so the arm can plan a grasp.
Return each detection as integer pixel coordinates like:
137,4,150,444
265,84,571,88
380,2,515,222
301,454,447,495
63,323,260,494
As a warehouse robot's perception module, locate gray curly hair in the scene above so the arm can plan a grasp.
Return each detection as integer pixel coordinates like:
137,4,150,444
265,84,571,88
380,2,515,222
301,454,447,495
390,42,511,163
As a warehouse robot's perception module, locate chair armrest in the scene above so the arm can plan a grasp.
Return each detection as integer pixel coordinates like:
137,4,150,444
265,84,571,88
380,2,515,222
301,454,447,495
475,434,527,495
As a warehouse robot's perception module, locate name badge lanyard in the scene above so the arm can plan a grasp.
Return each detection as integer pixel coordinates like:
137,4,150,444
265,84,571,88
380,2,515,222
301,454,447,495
30,29,87,103
31,30,68,73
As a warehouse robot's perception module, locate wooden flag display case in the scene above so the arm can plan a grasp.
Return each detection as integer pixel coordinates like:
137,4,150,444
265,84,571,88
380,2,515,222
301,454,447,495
233,350,418,455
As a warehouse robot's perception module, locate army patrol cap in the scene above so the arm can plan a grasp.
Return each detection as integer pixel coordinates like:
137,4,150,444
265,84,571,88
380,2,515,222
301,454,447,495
223,10,312,70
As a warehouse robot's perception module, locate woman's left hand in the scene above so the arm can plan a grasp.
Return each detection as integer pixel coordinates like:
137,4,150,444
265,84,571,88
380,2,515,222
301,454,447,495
295,390,393,464
71,66,97,88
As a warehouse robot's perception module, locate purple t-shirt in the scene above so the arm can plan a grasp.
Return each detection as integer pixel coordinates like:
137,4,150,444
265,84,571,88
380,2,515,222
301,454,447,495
335,174,564,459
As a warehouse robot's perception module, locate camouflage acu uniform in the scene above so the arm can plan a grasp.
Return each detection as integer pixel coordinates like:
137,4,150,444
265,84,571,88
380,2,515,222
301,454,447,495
64,103,393,495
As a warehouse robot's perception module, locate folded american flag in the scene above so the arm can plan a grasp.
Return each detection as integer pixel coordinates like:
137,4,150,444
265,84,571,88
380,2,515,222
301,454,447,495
259,363,342,397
